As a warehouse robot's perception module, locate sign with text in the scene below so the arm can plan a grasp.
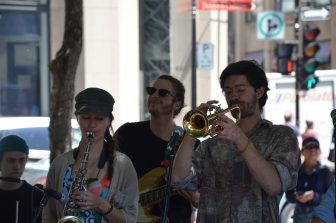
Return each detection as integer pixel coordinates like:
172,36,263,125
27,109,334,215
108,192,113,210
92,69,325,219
197,43,214,70
198,0,255,11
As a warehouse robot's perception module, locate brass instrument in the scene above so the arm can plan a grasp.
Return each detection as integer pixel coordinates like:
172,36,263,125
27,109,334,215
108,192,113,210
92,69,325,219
58,131,94,223
183,104,241,138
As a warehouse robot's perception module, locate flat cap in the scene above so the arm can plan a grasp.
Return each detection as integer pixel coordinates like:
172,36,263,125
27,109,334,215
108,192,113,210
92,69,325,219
75,87,114,117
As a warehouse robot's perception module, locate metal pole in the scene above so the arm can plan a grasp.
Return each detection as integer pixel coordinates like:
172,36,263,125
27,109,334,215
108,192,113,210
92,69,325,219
295,2,302,128
191,0,197,109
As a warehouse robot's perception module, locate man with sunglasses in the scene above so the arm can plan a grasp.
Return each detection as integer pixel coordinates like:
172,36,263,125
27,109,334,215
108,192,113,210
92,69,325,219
172,60,301,223
115,75,197,223
286,137,333,223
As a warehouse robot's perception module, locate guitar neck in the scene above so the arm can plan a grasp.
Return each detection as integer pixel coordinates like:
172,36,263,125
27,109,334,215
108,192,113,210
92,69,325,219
139,185,175,206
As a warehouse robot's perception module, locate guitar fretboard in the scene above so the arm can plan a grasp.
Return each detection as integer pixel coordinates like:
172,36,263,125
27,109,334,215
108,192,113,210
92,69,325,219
139,185,175,206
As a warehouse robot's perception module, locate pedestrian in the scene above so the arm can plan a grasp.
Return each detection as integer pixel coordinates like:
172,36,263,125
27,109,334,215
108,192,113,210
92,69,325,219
0,135,44,223
115,75,199,223
284,111,300,137
42,87,139,223
302,120,318,140
172,60,301,222
286,137,333,223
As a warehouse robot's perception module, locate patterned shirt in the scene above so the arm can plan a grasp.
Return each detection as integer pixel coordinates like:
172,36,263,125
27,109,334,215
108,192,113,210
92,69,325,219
63,166,111,223
174,119,300,223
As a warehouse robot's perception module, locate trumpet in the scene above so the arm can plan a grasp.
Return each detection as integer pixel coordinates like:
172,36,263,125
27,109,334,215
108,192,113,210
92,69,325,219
183,104,241,138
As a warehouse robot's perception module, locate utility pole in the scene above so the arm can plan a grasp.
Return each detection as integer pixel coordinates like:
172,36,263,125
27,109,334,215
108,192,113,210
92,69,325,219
191,0,197,109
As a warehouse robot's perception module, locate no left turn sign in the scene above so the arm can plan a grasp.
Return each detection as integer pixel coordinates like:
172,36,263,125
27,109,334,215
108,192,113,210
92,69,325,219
257,11,284,40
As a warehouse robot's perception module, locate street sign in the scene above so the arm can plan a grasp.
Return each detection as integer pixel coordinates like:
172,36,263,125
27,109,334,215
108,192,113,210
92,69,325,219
300,7,330,21
257,12,284,40
197,43,214,70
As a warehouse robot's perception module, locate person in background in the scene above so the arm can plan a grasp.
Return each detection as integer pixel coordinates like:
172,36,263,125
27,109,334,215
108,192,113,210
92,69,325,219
311,180,335,223
115,75,199,223
286,137,333,223
0,135,44,223
302,120,318,140
284,111,300,137
42,87,139,223
172,60,301,222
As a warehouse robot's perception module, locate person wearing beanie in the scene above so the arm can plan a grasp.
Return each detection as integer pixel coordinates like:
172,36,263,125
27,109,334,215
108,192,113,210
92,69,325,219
0,135,44,223
42,87,138,223
286,137,333,223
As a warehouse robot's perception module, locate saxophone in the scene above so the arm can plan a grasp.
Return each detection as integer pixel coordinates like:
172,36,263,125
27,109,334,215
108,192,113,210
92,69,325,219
58,131,94,223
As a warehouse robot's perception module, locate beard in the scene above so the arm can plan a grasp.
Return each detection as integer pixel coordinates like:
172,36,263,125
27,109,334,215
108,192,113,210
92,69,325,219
229,96,258,119
148,102,175,118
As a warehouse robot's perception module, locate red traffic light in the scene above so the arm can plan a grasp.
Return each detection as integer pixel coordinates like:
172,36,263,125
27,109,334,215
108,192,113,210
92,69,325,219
304,27,320,42
278,58,294,75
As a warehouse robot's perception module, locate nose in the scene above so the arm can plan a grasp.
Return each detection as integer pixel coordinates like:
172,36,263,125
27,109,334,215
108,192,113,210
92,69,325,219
150,90,161,98
87,119,97,129
227,91,240,101
13,160,22,170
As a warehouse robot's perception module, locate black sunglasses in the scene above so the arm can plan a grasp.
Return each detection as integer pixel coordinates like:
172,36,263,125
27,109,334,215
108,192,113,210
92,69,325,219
146,87,174,97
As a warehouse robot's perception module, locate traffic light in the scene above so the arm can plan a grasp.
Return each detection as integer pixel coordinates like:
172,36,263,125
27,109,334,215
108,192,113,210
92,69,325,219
276,43,294,75
301,26,320,90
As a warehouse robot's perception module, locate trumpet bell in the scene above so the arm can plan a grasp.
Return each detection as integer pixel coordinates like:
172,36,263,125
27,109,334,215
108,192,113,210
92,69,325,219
183,104,241,138
183,110,209,138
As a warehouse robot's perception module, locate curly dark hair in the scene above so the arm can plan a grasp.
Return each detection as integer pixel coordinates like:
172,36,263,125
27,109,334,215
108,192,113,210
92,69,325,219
219,60,270,110
158,75,185,117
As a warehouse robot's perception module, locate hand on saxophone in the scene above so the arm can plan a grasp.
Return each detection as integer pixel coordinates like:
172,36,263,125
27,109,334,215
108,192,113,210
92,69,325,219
72,190,106,211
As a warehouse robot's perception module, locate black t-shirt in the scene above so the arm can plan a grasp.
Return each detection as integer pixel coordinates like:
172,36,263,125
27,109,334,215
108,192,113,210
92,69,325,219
116,121,196,223
0,181,44,223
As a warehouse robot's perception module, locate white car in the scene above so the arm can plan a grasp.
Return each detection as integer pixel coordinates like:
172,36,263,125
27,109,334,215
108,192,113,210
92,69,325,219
0,117,81,185
0,116,81,162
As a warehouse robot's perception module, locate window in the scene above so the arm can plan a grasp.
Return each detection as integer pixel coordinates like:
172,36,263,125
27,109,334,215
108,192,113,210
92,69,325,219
0,1,49,116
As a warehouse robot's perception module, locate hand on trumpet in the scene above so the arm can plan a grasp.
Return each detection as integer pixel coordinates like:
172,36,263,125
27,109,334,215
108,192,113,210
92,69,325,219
196,100,219,114
213,114,249,153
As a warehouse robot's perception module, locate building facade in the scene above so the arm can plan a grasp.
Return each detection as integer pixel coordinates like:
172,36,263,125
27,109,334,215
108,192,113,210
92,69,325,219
1,0,334,130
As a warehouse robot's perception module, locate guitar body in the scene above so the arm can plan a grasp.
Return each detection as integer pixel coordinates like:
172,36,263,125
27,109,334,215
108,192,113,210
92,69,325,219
137,167,166,223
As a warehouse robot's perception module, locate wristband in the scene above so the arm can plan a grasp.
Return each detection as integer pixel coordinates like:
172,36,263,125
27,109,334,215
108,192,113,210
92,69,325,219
102,203,113,216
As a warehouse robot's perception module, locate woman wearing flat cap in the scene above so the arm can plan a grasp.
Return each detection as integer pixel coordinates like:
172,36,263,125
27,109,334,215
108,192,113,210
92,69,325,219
42,88,139,223
0,135,44,223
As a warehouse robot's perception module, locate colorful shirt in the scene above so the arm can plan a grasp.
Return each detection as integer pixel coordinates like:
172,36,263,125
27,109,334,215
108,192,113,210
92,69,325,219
173,119,300,223
42,150,139,223
63,166,111,223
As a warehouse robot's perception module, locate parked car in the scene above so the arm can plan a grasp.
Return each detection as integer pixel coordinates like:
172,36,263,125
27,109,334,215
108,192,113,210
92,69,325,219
22,157,50,185
0,116,81,185
0,116,81,162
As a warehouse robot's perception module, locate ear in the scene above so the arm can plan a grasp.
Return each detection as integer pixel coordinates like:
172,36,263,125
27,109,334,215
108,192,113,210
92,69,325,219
173,101,182,113
255,86,265,99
